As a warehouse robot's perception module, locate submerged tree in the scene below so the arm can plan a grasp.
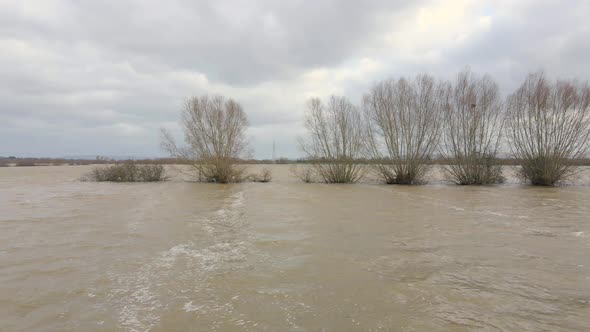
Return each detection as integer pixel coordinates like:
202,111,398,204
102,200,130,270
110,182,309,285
161,95,250,183
364,75,443,184
299,96,367,183
506,72,590,186
440,70,505,185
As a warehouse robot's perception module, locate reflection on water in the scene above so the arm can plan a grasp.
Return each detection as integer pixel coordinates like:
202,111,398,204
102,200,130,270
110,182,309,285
0,165,589,331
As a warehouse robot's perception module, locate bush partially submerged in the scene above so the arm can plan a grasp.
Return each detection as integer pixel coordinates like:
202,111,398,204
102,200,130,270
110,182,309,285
518,156,576,186
290,165,315,183
443,154,505,185
193,158,248,183
248,167,272,183
138,164,168,182
86,164,167,182
371,161,430,185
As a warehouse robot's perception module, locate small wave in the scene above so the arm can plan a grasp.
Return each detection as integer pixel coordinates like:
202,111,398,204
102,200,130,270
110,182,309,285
527,229,557,237
183,301,203,312
481,210,509,217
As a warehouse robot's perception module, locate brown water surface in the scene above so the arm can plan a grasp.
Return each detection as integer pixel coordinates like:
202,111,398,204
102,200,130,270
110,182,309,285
1,165,589,331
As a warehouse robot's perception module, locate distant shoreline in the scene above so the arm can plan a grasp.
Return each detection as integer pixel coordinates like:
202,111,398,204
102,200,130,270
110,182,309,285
2,157,590,167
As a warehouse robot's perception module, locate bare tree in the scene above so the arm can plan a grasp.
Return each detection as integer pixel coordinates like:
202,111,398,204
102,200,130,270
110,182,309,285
440,70,505,185
161,95,250,183
506,72,590,185
299,96,367,183
364,75,443,184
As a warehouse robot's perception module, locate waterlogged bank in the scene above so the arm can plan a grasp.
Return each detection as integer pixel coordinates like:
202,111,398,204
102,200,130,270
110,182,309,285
1,165,589,331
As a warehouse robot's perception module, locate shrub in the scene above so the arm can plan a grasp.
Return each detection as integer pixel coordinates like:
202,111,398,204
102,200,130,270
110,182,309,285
249,167,272,182
371,161,430,185
138,164,168,182
518,156,574,186
86,163,167,182
290,165,315,183
193,158,248,183
443,154,505,185
15,160,37,167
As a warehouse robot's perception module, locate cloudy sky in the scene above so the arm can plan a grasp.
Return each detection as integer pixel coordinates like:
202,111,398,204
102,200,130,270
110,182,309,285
1,0,589,159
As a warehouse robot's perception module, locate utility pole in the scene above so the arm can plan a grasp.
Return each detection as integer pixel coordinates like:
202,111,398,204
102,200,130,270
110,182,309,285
272,140,276,163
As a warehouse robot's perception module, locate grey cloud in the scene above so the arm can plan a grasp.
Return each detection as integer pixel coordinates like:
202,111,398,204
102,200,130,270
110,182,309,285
3,0,421,85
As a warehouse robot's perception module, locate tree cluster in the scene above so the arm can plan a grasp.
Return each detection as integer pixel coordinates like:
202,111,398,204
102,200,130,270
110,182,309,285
162,70,590,186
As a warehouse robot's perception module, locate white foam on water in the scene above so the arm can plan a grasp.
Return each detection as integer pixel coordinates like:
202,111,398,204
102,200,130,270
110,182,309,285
216,208,228,217
108,189,249,332
229,191,245,208
160,242,247,272
183,301,203,312
480,210,509,217
110,270,162,332
527,228,557,237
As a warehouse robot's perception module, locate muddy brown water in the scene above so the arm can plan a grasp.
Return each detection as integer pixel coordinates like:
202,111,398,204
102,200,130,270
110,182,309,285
1,165,589,331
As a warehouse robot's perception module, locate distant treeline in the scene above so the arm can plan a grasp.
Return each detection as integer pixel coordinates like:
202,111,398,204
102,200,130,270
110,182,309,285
2,156,590,167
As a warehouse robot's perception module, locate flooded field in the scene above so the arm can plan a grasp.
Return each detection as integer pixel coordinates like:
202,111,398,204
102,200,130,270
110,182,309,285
1,165,589,331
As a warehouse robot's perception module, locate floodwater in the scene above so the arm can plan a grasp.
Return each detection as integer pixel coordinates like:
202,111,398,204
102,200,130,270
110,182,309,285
1,165,589,332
